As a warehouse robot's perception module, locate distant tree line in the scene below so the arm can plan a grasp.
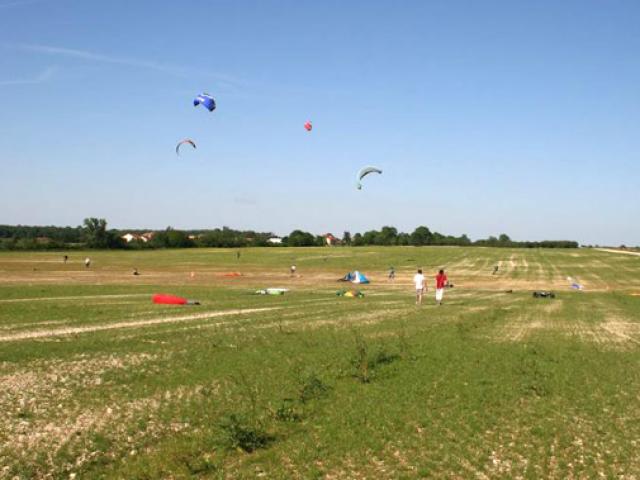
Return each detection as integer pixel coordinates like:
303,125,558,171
0,220,579,250
317,228,576,249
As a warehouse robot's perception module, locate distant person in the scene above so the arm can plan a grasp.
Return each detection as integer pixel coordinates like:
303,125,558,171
435,269,448,305
290,264,297,276
413,269,425,305
84,257,91,268
388,266,395,281
492,265,499,275
236,251,241,260
63,255,68,264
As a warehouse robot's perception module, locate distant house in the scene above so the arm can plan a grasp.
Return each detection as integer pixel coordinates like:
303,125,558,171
121,232,152,243
268,237,283,245
324,233,340,246
121,233,142,243
141,232,155,242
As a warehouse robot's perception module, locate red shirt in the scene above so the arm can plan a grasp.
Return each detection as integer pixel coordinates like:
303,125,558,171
436,273,448,289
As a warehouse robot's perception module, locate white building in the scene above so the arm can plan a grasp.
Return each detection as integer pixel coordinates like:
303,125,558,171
120,233,148,243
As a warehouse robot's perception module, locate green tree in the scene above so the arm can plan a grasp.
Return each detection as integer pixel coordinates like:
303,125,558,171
83,218,109,248
431,232,447,245
362,230,378,245
342,231,352,246
410,226,432,246
498,234,512,245
397,232,410,245
486,236,499,246
378,226,398,245
151,227,193,248
287,230,316,247
459,234,472,245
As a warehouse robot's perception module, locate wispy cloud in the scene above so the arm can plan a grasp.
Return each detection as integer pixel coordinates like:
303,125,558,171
0,0,43,9
19,43,188,76
0,66,56,86
233,197,258,206
13,43,243,88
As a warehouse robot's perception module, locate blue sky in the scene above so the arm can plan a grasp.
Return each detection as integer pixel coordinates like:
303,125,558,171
1,0,638,245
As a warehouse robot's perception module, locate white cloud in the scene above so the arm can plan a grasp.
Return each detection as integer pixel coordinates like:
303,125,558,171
0,66,56,86
14,43,243,87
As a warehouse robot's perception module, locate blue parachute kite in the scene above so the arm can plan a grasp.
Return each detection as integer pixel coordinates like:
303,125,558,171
193,93,216,112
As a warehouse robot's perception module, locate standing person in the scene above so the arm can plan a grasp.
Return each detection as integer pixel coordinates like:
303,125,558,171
388,266,395,281
413,269,425,305
236,251,241,260
84,257,91,268
290,264,297,276
435,269,448,305
63,255,68,264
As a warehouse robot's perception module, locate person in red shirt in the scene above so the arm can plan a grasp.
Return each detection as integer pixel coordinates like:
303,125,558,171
435,269,448,305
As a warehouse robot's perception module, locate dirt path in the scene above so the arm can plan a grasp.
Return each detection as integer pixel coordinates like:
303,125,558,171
596,248,640,257
0,307,280,342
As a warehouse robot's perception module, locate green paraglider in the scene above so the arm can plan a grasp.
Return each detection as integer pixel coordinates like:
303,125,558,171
356,166,382,190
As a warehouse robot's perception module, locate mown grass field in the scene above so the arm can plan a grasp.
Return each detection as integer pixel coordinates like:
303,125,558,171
1,246,640,479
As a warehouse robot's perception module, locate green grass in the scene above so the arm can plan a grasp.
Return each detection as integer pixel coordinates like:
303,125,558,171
1,247,639,478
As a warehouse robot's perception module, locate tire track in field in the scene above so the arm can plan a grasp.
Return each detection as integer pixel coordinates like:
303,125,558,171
0,293,152,303
0,308,280,342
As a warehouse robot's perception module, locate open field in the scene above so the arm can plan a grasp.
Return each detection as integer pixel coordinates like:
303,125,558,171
1,246,640,478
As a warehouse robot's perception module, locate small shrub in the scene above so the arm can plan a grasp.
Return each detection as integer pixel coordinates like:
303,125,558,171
352,333,370,383
217,414,273,452
89,432,113,453
351,333,400,383
185,454,218,475
518,352,551,397
396,321,414,359
274,398,302,422
371,349,400,367
299,374,330,403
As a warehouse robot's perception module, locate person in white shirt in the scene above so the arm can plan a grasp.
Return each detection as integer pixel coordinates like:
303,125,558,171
413,269,426,305
84,257,91,268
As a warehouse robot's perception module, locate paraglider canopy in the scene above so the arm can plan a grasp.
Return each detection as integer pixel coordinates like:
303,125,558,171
304,120,312,132
175,139,196,156
356,166,383,190
193,93,216,112
567,276,584,290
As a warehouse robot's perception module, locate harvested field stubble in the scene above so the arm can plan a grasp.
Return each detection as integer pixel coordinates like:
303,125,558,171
1,246,640,478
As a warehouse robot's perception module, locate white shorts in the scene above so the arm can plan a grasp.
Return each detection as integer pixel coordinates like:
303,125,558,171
416,288,424,295
435,288,444,301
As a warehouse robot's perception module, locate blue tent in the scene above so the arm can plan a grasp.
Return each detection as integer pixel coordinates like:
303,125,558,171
339,270,369,284
352,271,369,284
